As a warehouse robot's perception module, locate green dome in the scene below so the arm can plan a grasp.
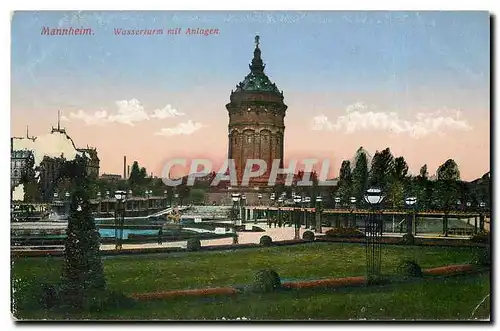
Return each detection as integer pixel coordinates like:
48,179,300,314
235,72,281,94
233,36,283,95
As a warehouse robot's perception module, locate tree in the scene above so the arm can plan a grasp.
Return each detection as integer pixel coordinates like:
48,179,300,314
19,152,40,202
337,160,352,203
128,161,141,185
435,159,461,236
369,148,394,191
419,164,428,180
351,147,369,202
393,157,409,181
60,157,105,308
189,188,206,205
416,164,431,210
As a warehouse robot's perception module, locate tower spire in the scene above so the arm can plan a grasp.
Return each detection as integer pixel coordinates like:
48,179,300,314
57,110,61,131
249,35,265,73
26,125,29,138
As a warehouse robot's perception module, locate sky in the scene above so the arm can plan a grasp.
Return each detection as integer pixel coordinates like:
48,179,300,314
10,11,490,181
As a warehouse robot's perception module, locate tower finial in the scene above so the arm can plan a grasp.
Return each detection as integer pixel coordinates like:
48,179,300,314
57,110,61,131
26,125,29,138
250,35,265,73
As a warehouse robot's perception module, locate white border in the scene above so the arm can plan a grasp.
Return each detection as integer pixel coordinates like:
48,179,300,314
2,1,497,329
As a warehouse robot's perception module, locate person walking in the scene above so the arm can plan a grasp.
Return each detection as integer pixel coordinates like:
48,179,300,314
157,227,163,245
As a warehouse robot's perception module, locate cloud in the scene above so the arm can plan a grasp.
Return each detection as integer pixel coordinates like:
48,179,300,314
311,103,473,139
311,114,334,131
108,99,149,125
151,104,185,119
155,120,206,137
64,99,186,126
69,109,109,125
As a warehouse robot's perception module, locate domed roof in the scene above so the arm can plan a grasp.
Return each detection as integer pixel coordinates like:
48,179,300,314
235,72,281,94
233,35,283,95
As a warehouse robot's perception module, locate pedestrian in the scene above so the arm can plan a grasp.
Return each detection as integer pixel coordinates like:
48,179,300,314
157,227,163,245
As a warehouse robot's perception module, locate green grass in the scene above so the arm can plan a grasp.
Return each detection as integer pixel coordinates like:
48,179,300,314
16,273,490,320
12,242,480,294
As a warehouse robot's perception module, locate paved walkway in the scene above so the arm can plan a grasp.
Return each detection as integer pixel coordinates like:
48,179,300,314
99,222,470,251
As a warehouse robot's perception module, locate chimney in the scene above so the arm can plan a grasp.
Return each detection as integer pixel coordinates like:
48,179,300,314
123,156,126,179
127,165,130,178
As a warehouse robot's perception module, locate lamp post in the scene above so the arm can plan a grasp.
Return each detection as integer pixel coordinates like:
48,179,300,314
405,196,417,236
145,189,153,211
364,187,385,284
350,196,357,228
96,192,102,215
479,201,486,232
465,201,472,227
301,196,307,228
64,192,71,217
241,194,247,225
269,193,275,226
293,195,302,240
114,190,127,250
231,193,240,244
334,196,341,228
316,195,323,233
277,196,284,227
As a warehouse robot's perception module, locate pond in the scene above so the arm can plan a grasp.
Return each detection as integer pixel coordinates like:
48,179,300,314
98,228,159,239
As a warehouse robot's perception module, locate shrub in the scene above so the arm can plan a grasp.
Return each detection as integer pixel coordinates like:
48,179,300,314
471,232,490,244
186,238,201,251
302,231,315,241
39,283,60,309
397,260,423,278
401,233,415,245
259,235,272,246
472,246,491,266
248,269,281,293
325,227,365,238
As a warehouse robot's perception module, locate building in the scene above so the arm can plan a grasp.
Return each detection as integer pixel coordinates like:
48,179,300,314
10,138,34,188
226,36,287,187
10,115,100,201
78,146,100,178
100,173,122,182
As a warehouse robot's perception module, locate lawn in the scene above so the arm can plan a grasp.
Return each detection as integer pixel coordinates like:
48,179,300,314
12,242,480,295
15,273,490,320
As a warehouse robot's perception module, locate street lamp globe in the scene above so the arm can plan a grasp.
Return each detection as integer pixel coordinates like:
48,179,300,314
114,190,126,201
363,188,384,205
316,196,323,203
65,192,70,198
231,193,240,202
405,196,417,207
293,195,302,204
241,195,247,202
106,191,110,198
335,196,341,204
479,202,486,208
97,192,101,199
466,201,471,208
54,192,59,199
350,196,357,204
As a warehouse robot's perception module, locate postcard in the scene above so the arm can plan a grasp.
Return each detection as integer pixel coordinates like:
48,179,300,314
10,10,491,321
